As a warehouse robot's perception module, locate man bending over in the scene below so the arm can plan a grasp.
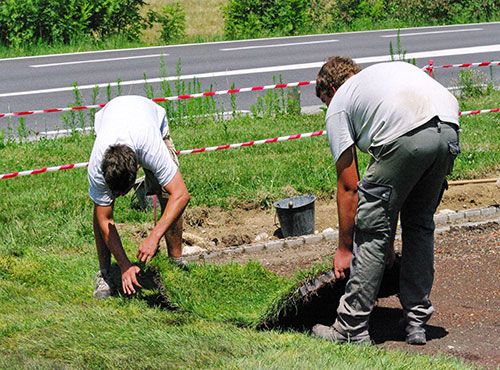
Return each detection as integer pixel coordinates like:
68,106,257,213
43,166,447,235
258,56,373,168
88,95,190,299
313,57,459,345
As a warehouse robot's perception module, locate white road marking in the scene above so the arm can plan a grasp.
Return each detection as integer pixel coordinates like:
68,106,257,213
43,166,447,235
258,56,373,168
1,44,499,98
220,39,339,51
381,28,483,37
30,54,167,68
0,22,497,62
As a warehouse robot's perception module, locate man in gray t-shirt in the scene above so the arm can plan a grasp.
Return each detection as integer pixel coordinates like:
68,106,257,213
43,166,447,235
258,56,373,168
312,57,460,345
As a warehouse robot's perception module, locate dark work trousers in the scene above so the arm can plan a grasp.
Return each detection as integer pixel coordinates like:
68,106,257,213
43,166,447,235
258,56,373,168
333,118,460,339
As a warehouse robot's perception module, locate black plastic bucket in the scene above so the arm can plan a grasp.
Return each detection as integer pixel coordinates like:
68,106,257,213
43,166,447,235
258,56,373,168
273,194,316,237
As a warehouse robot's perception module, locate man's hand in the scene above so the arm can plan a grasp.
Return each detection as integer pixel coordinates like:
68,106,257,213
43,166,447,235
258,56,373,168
333,247,353,280
136,235,160,264
121,265,142,295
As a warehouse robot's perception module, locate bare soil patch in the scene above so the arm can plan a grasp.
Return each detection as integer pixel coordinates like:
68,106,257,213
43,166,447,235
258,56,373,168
182,182,499,250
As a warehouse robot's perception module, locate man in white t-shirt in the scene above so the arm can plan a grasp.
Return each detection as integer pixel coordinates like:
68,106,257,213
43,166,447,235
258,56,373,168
312,57,460,345
88,95,190,299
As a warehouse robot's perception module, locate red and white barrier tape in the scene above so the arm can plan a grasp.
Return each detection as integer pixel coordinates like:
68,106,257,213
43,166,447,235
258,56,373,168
0,104,107,119
0,130,325,180
459,108,499,116
0,162,89,180
0,59,497,119
424,61,500,71
177,130,325,155
0,81,313,119
1,107,498,181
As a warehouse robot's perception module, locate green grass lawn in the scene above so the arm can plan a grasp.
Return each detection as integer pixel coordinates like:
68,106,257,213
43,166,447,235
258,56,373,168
0,90,497,368
0,253,471,369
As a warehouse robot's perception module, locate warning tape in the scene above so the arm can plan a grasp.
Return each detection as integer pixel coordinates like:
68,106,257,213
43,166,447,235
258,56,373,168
0,104,106,119
177,130,325,155
0,59,497,119
1,107,498,180
459,108,499,116
0,162,89,180
424,60,500,71
0,130,324,180
0,81,313,119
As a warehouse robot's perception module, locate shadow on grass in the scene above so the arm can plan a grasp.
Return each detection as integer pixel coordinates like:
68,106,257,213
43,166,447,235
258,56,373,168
256,255,402,332
108,263,177,310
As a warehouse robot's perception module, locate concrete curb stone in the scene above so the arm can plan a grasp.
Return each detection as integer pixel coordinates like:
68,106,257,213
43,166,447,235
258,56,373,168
264,240,285,251
185,205,499,262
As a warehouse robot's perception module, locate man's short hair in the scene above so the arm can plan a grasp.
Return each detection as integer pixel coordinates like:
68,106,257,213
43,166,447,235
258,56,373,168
316,56,361,99
101,144,138,195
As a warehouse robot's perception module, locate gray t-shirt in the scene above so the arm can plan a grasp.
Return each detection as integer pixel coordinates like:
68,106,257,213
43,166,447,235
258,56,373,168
88,95,177,206
326,61,459,161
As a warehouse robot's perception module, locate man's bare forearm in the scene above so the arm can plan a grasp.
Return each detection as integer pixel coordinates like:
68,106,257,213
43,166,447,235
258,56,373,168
93,205,133,271
335,145,359,252
337,186,357,251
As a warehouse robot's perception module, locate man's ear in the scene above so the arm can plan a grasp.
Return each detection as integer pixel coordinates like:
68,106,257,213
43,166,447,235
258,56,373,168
329,84,337,97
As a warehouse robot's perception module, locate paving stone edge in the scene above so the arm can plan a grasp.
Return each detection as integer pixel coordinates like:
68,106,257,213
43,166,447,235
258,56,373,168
184,205,500,262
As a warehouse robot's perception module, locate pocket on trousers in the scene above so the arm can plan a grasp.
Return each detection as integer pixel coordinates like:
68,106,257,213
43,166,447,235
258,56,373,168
446,140,460,175
355,180,392,232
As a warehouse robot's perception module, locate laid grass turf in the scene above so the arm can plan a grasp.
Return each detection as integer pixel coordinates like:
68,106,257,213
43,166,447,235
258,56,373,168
0,90,497,368
151,257,292,325
0,253,472,369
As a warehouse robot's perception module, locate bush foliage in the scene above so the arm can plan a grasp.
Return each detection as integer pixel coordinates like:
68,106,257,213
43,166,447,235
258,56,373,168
0,0,150,47
223,0,313,39
224,0,499,38
155,2,187,43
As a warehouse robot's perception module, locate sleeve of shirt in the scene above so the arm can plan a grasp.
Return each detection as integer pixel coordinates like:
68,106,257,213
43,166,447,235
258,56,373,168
87,146,114,206
141,131,178,187
88,170,114,206
326,110,355,162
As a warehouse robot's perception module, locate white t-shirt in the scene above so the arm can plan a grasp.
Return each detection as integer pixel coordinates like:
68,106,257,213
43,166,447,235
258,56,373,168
88,95,177,206
326,61,459,161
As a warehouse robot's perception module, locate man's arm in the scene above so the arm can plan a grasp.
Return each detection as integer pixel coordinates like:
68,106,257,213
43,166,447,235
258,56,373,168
137,170,191,264
93,203,142,294
334,144,359,279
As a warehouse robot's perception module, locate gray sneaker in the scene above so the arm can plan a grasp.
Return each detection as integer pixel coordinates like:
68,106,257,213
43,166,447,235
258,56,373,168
93,270,114,299
171,256,189,270
312,324,372,345
406,326,426,345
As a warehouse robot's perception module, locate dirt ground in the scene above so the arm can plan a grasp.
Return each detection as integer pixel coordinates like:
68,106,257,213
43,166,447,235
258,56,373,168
182,182,499,250
203,221,499,369
178,182,499,368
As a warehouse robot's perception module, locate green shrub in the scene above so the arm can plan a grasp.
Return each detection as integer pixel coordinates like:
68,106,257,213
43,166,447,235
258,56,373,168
223,0,312,39
386,0,498,24
155,2,187,43
0,0,150,47
222,0,499,39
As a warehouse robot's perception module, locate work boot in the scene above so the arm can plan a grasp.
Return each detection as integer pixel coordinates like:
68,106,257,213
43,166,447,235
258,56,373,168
406,325,427,345
400,318,427,345
93,270,114,299
312,324,372,345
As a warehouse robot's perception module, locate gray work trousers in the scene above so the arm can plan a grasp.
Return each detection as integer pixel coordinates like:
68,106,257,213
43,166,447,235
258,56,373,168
333,118,460,339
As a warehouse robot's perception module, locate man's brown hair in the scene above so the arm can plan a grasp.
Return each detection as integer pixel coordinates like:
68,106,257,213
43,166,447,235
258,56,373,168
316,56,361,99
101,144,138,196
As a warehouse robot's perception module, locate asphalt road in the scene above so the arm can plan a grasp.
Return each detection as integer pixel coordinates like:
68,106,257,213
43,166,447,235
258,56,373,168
0,22,499,134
